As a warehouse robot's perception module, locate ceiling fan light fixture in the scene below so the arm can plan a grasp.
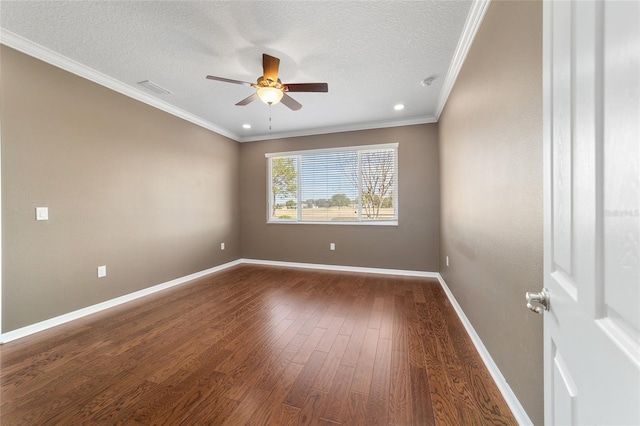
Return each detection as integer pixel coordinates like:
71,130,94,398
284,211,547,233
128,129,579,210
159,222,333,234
257,87,284,105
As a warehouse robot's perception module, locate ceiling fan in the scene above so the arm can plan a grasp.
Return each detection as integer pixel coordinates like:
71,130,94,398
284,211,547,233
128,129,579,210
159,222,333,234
206,53,328,111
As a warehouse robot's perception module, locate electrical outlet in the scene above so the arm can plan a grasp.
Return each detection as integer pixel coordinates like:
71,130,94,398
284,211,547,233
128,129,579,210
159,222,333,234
330,243,336,251
446,256,449,267
97,265,107,278
221,242,225,250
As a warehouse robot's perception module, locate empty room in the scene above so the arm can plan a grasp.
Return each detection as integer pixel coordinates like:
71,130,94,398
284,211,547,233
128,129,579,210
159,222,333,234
1,0,638,425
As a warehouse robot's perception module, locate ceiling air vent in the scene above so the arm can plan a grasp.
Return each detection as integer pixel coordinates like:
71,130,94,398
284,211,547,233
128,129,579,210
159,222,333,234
137,80,172,95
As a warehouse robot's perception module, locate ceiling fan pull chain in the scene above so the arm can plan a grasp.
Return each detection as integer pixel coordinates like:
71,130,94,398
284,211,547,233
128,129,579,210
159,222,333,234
269,104,272,131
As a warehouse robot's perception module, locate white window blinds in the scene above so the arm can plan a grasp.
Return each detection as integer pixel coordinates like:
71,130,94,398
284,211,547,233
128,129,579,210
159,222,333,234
266,143,398,224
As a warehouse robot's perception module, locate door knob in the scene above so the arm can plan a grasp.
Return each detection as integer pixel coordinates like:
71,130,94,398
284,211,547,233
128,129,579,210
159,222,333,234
526,288,550,314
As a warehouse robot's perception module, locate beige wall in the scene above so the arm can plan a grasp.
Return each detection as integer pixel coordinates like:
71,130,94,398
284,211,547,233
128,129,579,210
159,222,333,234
439,1,543,423
240,125,440,271
1,46,241,332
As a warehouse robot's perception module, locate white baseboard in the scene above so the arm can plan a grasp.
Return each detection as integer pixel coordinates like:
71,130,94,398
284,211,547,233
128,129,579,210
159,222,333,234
239,258,439,278
0,258,530,425
0,259,243,344
436,274,533,426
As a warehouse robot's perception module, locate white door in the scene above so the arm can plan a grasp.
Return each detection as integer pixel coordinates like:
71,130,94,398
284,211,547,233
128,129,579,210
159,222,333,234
541,0,640,424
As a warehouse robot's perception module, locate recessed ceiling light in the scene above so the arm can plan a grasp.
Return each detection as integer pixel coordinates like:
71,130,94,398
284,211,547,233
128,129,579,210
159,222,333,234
394,104,405,111
242,124,251,129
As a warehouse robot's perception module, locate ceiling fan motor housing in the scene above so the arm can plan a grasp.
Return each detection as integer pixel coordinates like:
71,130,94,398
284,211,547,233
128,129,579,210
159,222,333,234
256,77,284,90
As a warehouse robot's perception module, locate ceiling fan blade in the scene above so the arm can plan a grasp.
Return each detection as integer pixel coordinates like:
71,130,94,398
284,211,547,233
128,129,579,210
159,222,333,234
206,75,253,86
236,93,259,106
284,83,328,93
281,93,302,111
262,54,280,82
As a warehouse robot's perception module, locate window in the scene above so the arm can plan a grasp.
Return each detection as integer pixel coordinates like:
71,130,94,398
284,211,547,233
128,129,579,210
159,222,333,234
266,143,398,225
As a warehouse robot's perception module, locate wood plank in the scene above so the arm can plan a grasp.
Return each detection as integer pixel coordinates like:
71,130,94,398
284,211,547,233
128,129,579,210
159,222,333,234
316,302,342,329
311,334,350,393
340,315,371,368
284,350,328,408
416,299,459,424
291,327,327,364
315,315,345,353
223,343,286,401
410,365,436,425
389,349,412,426
391,295,407,353
298,389,327,426
350,327,380,394
366,337,392,425
298,305,329,336
221,387,269,426
338,303,359,336
423,302,476,411
318,364,356,424
273,312,314,349
253,332,307,392
379,295,395,340
270,403,301,425
247,361,305,426
177,395,238,425
368,309,383,330
346,391,369,426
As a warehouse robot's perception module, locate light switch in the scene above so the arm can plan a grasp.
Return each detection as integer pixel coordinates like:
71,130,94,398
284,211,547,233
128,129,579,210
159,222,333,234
330,243,336,251
36,207,49,221
97,265,107,278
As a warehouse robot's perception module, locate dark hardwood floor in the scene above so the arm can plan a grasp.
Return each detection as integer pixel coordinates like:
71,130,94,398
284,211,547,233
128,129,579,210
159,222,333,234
0,265,517,425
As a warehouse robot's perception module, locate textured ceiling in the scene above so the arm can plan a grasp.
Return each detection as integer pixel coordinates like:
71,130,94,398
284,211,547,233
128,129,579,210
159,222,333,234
0,1,477,142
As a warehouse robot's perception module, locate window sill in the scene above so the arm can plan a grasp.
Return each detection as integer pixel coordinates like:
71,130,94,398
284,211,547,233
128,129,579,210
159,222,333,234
267,220,398,226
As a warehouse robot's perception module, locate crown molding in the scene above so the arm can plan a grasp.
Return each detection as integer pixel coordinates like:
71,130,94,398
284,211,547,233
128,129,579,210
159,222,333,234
239,115,437,142
434,0,491,120
0,28,241,141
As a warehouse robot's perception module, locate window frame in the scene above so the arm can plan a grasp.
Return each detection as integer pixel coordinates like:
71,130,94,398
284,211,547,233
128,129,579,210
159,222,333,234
266,143,399,226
